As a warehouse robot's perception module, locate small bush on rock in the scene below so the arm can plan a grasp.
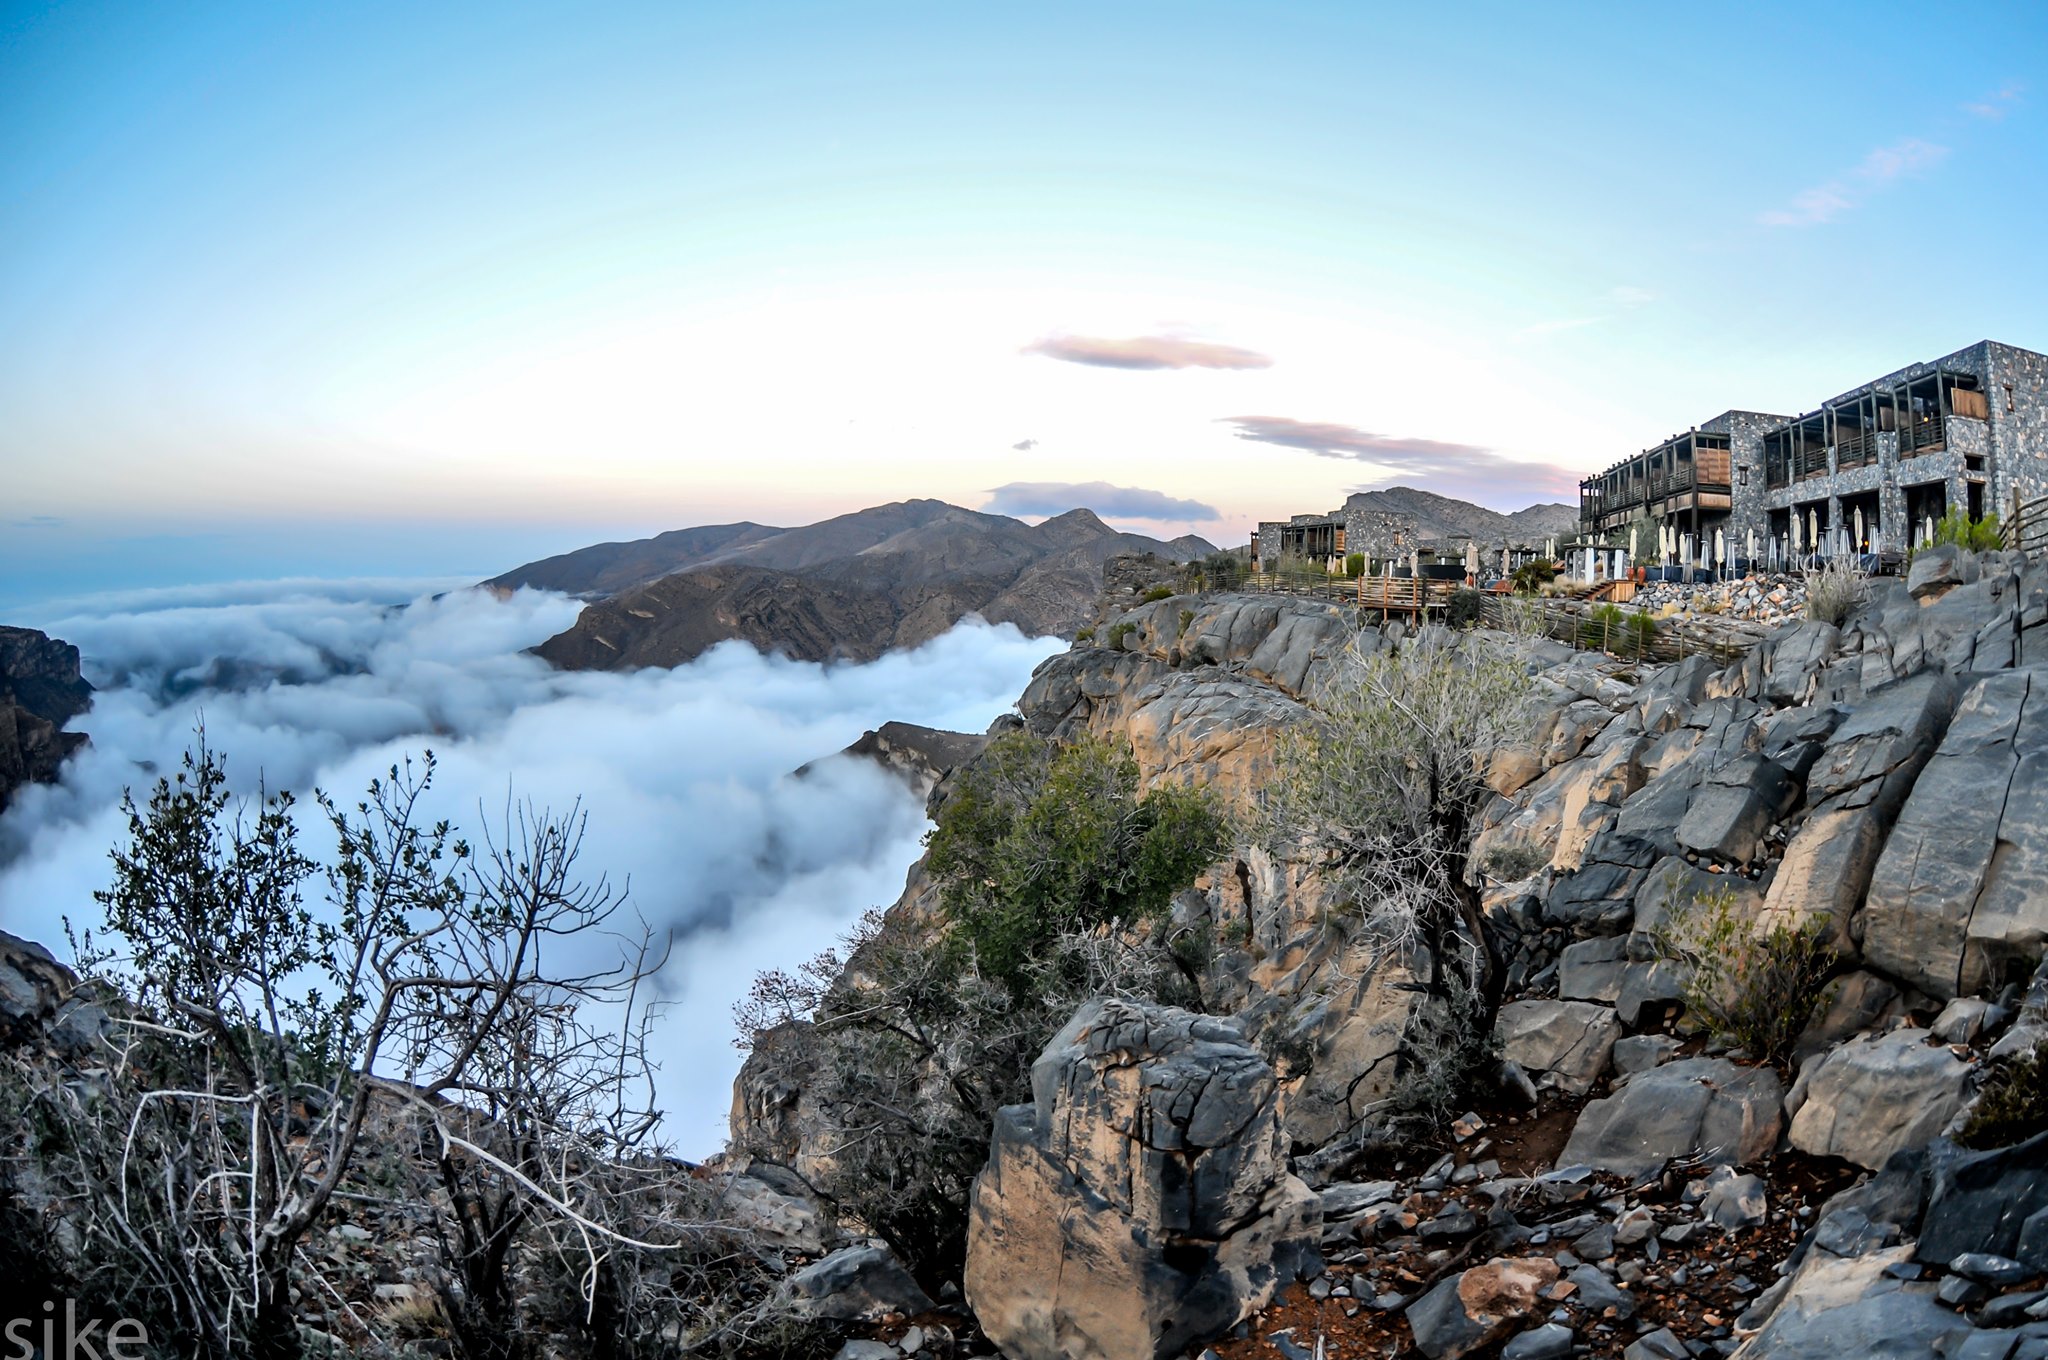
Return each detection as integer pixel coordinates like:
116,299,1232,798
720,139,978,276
734,731,1233,1283
1446,588,1483,629
1958,1039,2048,1150
1142,584,1176,603
1805,556,1868,626
1652,885,1836,1066
1931,506,2002,554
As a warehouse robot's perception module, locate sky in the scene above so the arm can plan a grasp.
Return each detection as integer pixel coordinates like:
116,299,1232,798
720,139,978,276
5,0,2047,604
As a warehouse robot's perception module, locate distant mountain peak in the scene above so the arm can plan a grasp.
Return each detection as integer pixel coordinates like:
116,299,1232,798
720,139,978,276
490,498,1218,672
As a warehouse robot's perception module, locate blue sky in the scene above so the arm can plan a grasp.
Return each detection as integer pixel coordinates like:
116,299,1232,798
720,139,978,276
4,0,2045,605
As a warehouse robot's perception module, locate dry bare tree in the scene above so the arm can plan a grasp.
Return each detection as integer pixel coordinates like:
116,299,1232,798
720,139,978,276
37,741,690,1360
1261,632,1538,1123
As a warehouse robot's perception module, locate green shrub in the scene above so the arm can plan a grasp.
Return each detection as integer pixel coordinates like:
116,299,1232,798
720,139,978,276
1480,842,1549,882
1074,625,1095,642
1177,608,1195,639
736,731,1234,1282
1446,587,1483,629
926,730,1232,989
1142,584,1176,603
1958,1040,2048,1149
1931,506,2003,553
1345,552,1366,578
1510,560,1556,594
1651,884,1836,1066
1105,620,1138,649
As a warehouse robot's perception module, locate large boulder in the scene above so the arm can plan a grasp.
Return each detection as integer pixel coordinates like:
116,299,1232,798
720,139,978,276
1915,1130,2048,1267
1559,1057,1782,1180
1906,543,1980,601
963,999,1319,1360
1861,670,2048,998
1785,1029,1972,1171
788,1244,933,1322
1733,1244,1967,1359
1495,1000,1620,1097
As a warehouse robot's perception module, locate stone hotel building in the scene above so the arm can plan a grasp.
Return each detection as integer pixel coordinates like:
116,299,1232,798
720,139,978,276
1577,339,2048,563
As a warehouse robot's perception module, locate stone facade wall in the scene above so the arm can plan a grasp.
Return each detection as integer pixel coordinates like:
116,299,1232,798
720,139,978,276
1985,340,2048,511
1711,409,1786,554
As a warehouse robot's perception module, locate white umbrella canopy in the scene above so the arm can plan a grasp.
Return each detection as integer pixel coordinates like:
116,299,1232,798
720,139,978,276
1854,506,1866,550
1808,509,1819,553
1791,514,1803,556
1746,528,1757,566
1715,528,1727,568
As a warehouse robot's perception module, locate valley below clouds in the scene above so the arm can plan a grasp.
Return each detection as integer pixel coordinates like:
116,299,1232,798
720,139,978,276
0,579,1062,1155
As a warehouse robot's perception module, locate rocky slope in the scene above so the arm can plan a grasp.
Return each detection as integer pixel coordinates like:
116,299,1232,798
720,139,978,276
733,541,2048,1360
1341,486,1578,555
0,625,91,811
493,500,1221,670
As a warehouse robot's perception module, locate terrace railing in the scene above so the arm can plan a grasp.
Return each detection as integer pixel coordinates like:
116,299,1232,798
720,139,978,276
2004,495,2048,557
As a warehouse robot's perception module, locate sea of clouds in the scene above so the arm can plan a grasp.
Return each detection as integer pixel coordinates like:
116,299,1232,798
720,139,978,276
0,578,1063,1156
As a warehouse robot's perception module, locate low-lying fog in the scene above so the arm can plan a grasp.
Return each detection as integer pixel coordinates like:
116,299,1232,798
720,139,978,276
0,578,1062,1155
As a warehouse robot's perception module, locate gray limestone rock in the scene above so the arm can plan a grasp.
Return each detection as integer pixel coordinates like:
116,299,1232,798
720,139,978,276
1787,1029,1972,1172
1558,935,1630,1005
1918,1131,2048,1267
1611,1034,1682,1076
963,999,1319,1360
1738,1245,1968,1359
1908,544,1982,601
1501,1322,1574,1360
1496,1000,1621,1097
1559,1057,1783,1180
1760,620,1841,705
1863,670,2048,998
788,1244,934,1322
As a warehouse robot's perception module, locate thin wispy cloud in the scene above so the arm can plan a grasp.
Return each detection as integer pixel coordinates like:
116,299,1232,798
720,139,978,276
1516,284,1655,338
1518,316,1603,338
1759,137,1949,227
1220,415,1577,503
983,480,1218,521
1021,333,1273,371
1220,415,1492,464
1011,438,1038,451
1965,83,2023,120
9,515,64,529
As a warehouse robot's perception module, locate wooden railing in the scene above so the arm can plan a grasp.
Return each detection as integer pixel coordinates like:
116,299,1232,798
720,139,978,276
1238,572,1464,613
1482,595,1766,666
2004,494,2048,556
1835,428,1878,469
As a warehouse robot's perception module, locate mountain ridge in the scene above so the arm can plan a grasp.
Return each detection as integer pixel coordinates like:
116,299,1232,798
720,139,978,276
499,500,1221,670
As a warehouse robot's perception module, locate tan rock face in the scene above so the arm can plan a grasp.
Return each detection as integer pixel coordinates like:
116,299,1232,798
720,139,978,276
963,999,1320,1360
1456,1256,1560,1324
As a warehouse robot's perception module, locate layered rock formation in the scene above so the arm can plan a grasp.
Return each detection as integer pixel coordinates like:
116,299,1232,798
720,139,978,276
962,999,1319,1360
0,625,91,811
726,542,2048,1359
